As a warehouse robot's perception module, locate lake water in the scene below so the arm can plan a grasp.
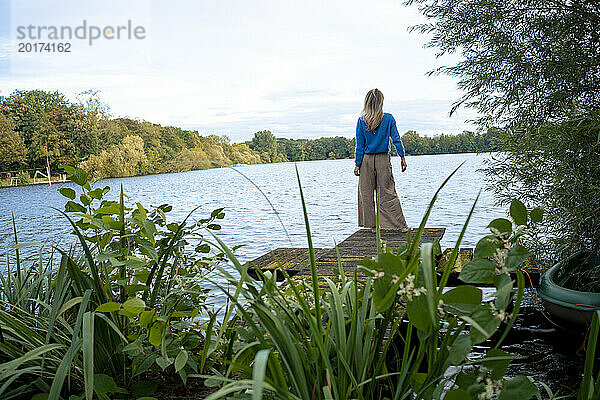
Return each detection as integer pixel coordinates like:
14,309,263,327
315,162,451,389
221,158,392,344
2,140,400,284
0,153,505,264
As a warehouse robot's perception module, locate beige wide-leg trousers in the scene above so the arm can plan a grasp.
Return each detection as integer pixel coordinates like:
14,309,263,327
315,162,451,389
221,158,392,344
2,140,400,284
358,153,408,230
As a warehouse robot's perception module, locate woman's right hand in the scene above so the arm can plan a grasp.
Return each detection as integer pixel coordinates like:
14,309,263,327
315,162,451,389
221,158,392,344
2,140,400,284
354,166,360,176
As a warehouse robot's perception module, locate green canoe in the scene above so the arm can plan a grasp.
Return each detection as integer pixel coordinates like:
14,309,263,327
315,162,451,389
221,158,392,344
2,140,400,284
538,251,600,325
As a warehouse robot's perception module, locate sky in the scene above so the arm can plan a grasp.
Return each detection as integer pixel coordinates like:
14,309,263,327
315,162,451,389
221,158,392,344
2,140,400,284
0,0,476,142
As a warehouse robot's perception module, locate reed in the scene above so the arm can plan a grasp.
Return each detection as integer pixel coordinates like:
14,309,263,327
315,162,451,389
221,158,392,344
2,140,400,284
203,164,540,400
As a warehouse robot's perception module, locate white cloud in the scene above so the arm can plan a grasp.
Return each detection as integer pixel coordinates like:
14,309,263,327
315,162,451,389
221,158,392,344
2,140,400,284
0,0,476,141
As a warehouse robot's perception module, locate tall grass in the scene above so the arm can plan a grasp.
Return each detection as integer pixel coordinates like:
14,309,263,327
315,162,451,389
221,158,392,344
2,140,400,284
203,165,540,400
0,166,236,399
0,162,558,400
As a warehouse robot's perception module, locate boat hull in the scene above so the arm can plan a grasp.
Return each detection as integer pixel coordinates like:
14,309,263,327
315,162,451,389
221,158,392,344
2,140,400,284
538,251,600,325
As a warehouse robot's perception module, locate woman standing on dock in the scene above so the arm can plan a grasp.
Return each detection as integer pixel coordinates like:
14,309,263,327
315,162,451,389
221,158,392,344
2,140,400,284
354,88,409,233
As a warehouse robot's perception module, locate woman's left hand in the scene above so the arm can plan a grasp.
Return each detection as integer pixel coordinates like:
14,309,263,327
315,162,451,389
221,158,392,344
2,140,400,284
401,157,407,172
354,166,360,176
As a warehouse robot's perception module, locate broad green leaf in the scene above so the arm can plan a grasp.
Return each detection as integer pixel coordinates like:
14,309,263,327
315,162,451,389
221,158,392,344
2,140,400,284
96,252,121,261
376,252,408,277
465,305,501,344
504,244,530,271
95,302,121,312
137,238,158,262
443,286,482,313
59,164,76,175
509,199,528,226
447,334,472,366
130,380,158,398
135,269,150,284
444,389,471,400
530,207,544,223
88,188,104,200
149,322,165,346
373,274,395,312
455,371,482,396
58,187,76,200
474,235,501,258
170,311,187,318
118,309,138,318
459,258,496,284
136,202,147,220
123,298,146,314
174,350,188,372
142,220,157,244
196,244,210,253
93,374,126,395
482,348,514,380
65,201,86,213
204,375,224,387
70,168,89,186
96,203,120,215
494,274,514,310
488,218,512,235
155,356,173,370
407,294,431,331
80,194,91,206
498,375,539,400
125,284,149,295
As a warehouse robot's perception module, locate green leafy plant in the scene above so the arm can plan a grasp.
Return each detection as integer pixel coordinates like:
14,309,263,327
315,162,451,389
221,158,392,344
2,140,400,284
203,166,540,399
0,165,234,399
484,114,600,265
578,310,600,400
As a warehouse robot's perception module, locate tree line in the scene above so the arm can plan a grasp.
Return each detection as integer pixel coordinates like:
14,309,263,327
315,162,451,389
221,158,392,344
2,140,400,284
246,129,499,163
0,90,263,178
0,89,498,179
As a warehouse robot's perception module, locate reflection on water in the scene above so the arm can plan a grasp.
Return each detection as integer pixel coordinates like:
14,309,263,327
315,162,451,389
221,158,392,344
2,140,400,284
0,153,504,263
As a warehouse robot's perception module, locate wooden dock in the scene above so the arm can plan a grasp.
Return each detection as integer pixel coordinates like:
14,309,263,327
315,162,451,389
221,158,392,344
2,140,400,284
247,228,540,287
248,228,447,283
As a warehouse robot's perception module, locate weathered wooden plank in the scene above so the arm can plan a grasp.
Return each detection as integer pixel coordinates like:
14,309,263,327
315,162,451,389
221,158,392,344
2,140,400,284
247,228,446,287
246,229,540,289
296,228,446,279
247,247,328,271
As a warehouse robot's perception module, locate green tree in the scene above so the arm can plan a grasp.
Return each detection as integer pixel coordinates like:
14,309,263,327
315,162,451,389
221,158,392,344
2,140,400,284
249,130,283,163
0,89,101,169
0,113,27,170
406,0,600,127
80,135,148,178
408,0,600,261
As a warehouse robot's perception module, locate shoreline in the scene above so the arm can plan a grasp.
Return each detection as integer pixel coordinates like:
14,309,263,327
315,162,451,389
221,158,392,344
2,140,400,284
0,151,492,189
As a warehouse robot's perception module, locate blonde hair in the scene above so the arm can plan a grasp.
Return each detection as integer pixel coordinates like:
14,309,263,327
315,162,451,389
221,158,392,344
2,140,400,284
361,88,384,132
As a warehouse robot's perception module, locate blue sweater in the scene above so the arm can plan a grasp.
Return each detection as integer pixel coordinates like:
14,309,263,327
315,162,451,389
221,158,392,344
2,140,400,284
355,112,405,166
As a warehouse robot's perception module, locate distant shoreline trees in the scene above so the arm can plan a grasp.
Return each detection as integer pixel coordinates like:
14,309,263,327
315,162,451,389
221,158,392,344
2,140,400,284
0,89,499,180
245,129,499,163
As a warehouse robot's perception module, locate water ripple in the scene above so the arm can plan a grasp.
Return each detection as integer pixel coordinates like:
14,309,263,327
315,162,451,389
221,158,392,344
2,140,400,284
0,153,504,264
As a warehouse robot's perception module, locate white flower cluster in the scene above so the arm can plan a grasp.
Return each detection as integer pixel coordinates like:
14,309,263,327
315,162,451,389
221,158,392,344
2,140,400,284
489,228,510,242
476,376,503,400
492,247,509,274
437,299,445,316
395,274,427,301
490,303,508,322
